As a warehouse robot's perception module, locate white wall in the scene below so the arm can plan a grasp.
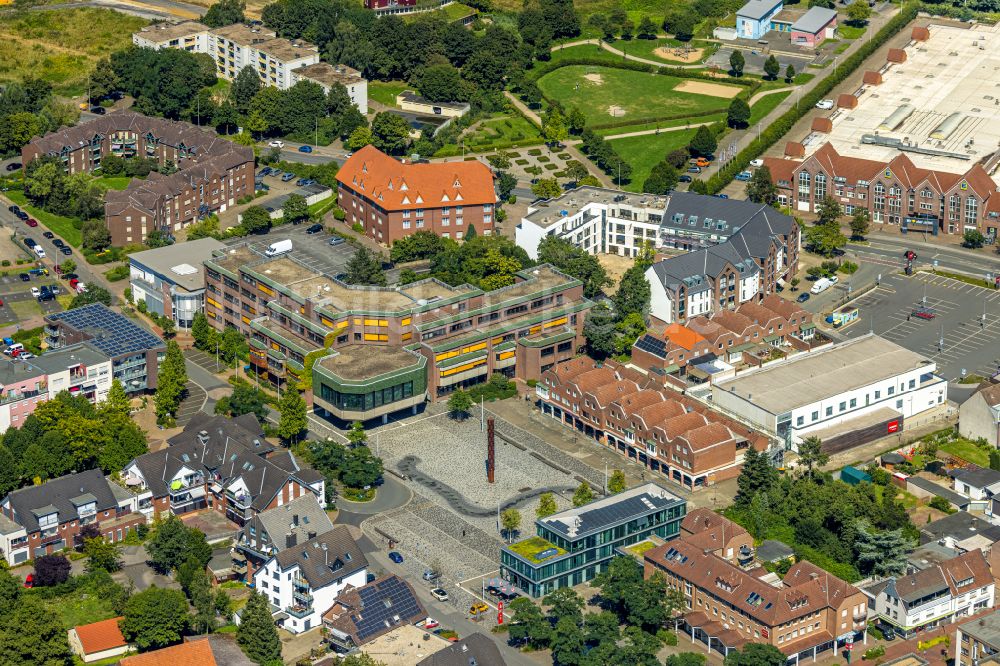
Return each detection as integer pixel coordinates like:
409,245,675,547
254,558,367,634
646,265,675,324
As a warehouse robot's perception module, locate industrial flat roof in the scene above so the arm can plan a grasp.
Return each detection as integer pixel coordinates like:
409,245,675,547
714,334,934,414
316,345,424,382
523,185,668,228
129,238,225,291
960,609,1000,648
538,482,683,540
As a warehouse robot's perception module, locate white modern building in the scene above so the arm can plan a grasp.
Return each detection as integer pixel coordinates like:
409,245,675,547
129,238,225,329
712,334,947,452
515,186,667,259
31,343,114,405
133,22,367,105
249,526,368,634
867,549,994,638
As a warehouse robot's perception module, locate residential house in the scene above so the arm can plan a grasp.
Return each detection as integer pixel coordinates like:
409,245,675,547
951,467,1000,512
921,512,1000,548
290,63,368,114
960,383,1000,448
68,617,129,664
0,356,48,434
0,469,143,565
417,634,508,666
679,507,755,566
501,483,686,597
250,525,368,634
867,549,994,637
121,413,324,523
955,607,1000,666
30,343,113,405
119,635,254,665
234,494,334,581
790,7,837,46
129,238,225,329
336,145,497,245
322,575,427,652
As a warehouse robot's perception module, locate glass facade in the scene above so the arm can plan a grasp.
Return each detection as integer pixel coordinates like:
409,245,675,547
501,502,685,597
318,381,414,412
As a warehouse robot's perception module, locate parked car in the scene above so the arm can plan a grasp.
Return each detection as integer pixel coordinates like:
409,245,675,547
53,239,64,248
29,287,39,298
687,166,702,174
15,211,27,221
37,291,52,303
25,218,37,227
828,275,839,285
33,246,45,258
912,308,935,320
89,106,106,115
23,574,33,588
423,570,440,581
281,172,295,182
422,618,440,630
735,171,753,181
815,99,834,110
694,157,711,167
329,236,345,246
42,231,54,239
8,205,18,213
60,247,72,256
388,551,403,564
678,175,692,183
298,145,313,153
430,588,449,602
306,223,323,234
810,277,833,294
268,140,284,148
749,159,764,167
63,273,78,281
296,178,308,186
469,602,489,615
5,163,20,172
23,238,36,248
18,273,29,282
713,194,729,199
796,293,810,303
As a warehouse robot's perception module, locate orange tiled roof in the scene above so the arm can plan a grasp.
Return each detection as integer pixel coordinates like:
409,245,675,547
336,145,495,211
74,617,127,655
119,640,218,666
662,323,706,351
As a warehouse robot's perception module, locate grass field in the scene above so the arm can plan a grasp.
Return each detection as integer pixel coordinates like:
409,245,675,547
608,129,697,192
0,8,147,95
939,439,990,467
547,43,625,66
367,80,409,108
595,114,725,137
32,589,116,630
404,2,476,22
750,90,791,124
436,113,543,155
538,65,733,127
5,191,83,247
838,24,866,39
93,176,132,191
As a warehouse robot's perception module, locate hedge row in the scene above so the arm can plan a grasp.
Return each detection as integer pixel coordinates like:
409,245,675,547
702,3,919,194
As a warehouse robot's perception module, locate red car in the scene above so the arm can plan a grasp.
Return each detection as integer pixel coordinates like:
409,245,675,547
25,218,38,227
23,574,33,588
912,309,936,320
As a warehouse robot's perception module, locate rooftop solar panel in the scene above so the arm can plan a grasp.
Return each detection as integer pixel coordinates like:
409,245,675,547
48,303,165,357
634,335,667,358
353,577,423,642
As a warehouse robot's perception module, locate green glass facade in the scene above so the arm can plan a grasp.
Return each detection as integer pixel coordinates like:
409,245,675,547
501,500,686,597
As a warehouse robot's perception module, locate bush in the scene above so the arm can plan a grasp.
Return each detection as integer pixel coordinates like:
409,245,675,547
351,222,364,234
928,496,956,514
105,265,130,282
863,646,885,660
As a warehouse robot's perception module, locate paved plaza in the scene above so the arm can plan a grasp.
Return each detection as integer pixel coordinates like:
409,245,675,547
839,271,1000,381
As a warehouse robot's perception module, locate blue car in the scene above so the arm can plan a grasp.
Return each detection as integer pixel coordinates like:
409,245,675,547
389,551,403,564
735,171,752,181
281,172,295,182
298,145,313,153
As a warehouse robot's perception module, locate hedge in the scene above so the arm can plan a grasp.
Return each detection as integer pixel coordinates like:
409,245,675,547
702,3,920,194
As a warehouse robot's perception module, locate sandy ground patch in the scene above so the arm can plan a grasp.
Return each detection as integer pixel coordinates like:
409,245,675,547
0,226,31,264
583,72,604,85
673,79,742,98
597,253,635,289
608,104,626,117
654,46,705,63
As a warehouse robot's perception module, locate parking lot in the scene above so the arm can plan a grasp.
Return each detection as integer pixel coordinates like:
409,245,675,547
232,223,357,279
838,271,1000,381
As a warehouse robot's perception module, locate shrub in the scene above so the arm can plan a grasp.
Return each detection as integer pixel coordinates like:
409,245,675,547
928,496,956,514
351,222,364,234
863,646,885,660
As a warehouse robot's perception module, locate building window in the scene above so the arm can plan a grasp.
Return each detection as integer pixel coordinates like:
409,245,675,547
814,172,827,198
966,196,978,225
811,411,818,422
798,171,811,196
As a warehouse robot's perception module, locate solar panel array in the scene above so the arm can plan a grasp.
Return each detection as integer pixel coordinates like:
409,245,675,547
49,303,164,357
574,493,676,536
634,335,667,359
353,576,422,642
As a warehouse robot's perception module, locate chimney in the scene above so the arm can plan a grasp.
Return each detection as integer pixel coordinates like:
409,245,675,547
308,530,317,540
286,532,297,549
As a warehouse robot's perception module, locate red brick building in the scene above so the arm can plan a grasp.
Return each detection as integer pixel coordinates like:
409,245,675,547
535,358,769,489
764,143,1000,237
336,145,496,245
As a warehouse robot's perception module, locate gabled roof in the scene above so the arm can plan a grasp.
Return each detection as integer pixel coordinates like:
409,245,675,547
973,383,1000,408
120,640,218,666
4,468,119,533
417,633,507,666
951,466,1000,490
73,617,127,654
663,323,707,351
256,495,334,552
272,525,368,590
791,6,837,33
737,0,782,20
336,145,495,210
322,575,427,646
681,508,749,551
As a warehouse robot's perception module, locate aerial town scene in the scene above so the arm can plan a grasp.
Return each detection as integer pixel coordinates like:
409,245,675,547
0,0,1000,663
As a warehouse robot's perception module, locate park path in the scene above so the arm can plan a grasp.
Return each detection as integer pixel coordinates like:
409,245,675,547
553,37,708,69
601,120,717,141
748,85,793,105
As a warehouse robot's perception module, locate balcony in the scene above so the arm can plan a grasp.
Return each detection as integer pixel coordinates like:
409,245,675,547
0,389,42,406
293,588,313,604
535,385,550,400
293,576,309,589
231,561,247,574
226,492,251,509
286,605,313,619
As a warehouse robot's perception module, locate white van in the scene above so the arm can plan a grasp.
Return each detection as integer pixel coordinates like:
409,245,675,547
264,239,293,257
4,343,24,355
810,277,832,294
33,245,45,258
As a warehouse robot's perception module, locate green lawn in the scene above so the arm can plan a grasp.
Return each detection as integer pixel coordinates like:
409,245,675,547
547,43,625,67
750,90,791,124
30,589,117,630
609,128,698,192
838,25,867,39
939,439,990,467
538,65,735,128
0,8,147,95
507,536,566,563
617,38,718,64
367,80,409,108
4,191,83,247
92,176,132,191
405,1,476,22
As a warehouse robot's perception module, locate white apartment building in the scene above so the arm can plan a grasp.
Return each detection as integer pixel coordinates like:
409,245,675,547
133,22,365,104
250,526,368,634
31,343,113,405
712,334,947,452
868,549,994,638
646,244,761,324
516,186,667,259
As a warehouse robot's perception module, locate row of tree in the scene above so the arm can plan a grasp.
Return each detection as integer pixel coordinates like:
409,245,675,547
0,77,79,159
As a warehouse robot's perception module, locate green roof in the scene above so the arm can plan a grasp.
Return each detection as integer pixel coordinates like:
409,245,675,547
505,536,567,564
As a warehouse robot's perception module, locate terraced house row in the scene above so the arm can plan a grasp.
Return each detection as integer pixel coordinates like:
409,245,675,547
203,245,593,422
534,358,770,489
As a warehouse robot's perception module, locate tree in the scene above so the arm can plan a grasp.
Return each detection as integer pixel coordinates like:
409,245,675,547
990,449,1000,472
664,9,697,41
120,587,189,651
531,177,562,200
90,58,120,100
612,264,651,320
508,596,550,648
282,193,308,224
637,16,658,38
544,587,585,623
347,125,374,151
347,420,367,447
0,445,17,496
341,446,382,489
371,112,410,155
584,302,617,358
785,64,796,82
688,124,717,157
763,55,780,80
854,521,910,576
536,235,611,298
806,222,847,257
33,554,71,586
501,508,521,542
416,64,466,103
746,166,778,205
218,383,268,423
238,591,282,664
608,469,626,493
542,107,568,144
101,378,131,419
154,340,186,426
735,446,777,506
147,514,210,573
277,388,307,445
239,205,272,236
727,98,751,129
963,229,986,249
447,389,473,420
69,285,113,309
84,536,122,573
550,614,586,665
816,195,842,227
729,50,745,77
643,161,679,195
496,171,517,202
725,643,788,666
846,0,871,24
797,436,829,477
232,65,260,115
572,481,594,507
0,597,73,664
850,208,871,239
344,246,387,286
537,492,558,519
480,247,522,290
0,569,20,608
202,0,245,26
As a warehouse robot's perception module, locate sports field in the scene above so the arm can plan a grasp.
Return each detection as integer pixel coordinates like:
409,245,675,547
537,65,738,127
